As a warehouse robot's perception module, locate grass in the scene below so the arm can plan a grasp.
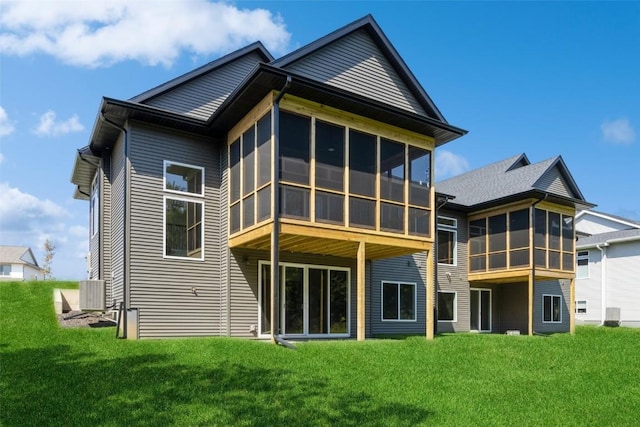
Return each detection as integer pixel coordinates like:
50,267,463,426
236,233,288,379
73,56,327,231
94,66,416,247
1,281,639,426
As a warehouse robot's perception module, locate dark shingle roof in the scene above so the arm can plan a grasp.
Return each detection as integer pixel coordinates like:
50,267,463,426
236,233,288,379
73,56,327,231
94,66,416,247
577,228,640,248
436,153,590,210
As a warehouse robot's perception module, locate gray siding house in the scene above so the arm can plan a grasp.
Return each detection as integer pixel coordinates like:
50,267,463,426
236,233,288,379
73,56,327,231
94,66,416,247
71,15,592,340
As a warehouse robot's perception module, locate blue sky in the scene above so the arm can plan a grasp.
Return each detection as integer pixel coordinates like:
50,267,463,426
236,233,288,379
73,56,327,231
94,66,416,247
1,1,638,279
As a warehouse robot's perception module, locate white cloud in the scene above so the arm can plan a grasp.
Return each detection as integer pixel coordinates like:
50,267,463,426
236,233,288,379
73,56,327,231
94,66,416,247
0,106,15,136
0,182,87,279
32,110,84,137
0,153,4,164
0,182,68,230
435,150,470,181
0,0,291,68
601,118,636,145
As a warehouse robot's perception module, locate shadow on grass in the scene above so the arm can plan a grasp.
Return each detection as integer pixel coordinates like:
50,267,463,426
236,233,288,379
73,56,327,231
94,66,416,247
1,345,432,426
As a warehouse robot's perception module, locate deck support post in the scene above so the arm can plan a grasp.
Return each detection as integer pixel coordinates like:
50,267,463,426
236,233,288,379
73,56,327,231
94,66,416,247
528,271,534,336
357,241,366,341
426,249,434,340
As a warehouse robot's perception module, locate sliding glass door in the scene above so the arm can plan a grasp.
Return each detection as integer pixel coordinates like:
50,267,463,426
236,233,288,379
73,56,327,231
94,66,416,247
470,288,491,332
259,262,349,337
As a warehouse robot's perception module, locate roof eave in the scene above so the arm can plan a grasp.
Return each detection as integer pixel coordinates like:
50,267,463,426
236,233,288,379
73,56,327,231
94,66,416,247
209,64,467,145
456,190,596,213
70,146,101,201
90,97,210,152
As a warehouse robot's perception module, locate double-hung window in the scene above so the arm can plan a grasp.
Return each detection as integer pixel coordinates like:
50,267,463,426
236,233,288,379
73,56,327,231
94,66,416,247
576,251,589,279
0,265,10,276
437,216,457,265
164,161,204,260
575,300,587,314
382,281,416,321
543,294,562,323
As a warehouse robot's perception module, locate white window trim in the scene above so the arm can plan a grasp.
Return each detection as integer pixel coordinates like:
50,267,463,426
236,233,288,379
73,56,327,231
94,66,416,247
163,160,205,197
257,260,351,338
90,173,99,238
575,300,587,314
437,216,457,266
437,291,457,322
542,294,563,323
576,250,589,279
381,281,417,322
162,195,205,261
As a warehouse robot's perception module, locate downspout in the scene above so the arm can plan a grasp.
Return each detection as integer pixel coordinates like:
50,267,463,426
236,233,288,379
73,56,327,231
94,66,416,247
433,195,454,336
271,76,295,349
100,113,129,339
596,242,609,326
530,193,548,335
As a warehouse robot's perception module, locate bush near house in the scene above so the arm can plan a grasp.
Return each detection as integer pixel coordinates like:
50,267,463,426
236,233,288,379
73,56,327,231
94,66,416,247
1,281,639,426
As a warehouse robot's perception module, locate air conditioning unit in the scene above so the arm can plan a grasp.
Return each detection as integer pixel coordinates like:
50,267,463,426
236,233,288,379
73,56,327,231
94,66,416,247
80,280,106,311
604,307,621,327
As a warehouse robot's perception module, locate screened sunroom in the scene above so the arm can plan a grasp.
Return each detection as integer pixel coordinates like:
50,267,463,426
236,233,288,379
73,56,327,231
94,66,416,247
227,94,439,261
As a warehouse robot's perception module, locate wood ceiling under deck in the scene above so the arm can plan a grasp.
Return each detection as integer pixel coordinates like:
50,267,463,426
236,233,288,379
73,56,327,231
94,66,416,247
229,221,433,260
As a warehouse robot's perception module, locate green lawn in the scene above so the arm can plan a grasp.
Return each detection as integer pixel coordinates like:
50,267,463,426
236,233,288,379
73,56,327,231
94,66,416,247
1,281,638,426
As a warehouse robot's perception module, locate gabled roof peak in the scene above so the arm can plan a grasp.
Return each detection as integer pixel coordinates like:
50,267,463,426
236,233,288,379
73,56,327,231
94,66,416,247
576,210,640,229
130,41,273,103
270,14,447,123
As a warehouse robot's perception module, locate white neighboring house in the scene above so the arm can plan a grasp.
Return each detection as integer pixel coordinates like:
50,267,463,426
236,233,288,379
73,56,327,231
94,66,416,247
575,211,640,327
0,246,44,281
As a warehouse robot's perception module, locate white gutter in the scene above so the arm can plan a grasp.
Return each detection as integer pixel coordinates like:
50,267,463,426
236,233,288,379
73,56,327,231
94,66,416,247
605,235,640,244
577,234,640,250
596,242,609,326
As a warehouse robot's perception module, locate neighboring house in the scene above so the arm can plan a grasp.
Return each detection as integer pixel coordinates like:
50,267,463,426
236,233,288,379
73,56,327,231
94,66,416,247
70,15,593,340
575,211,640,327
0,246,43,281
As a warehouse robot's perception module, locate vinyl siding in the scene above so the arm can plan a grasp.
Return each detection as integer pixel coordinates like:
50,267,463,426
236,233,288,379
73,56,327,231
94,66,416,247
228,249,358,338
534,280,570,333
575,249,603,325
127,122,222,338
576,214,636,235
607,241,640,326
283,29,427,116
90,159,113,305
536,167,573,198
143,52,264,120
101,156,113,305
110,134,126,306
436,209,469,333
219,141,230,335
89,194,100,278
370,253,427,336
